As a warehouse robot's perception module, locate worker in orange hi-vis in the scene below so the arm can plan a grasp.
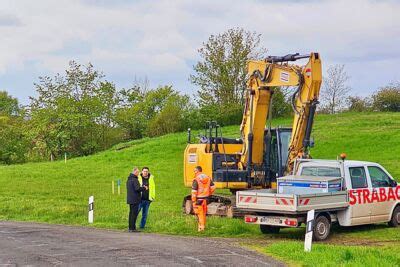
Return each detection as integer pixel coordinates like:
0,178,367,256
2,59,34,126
191,166,216,232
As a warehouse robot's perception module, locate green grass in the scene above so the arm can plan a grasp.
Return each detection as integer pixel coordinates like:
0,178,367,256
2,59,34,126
246,223,400,266
0,112,400,265
251,241,400,266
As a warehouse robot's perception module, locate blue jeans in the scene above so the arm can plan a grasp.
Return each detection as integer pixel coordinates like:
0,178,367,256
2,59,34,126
138,200,151,228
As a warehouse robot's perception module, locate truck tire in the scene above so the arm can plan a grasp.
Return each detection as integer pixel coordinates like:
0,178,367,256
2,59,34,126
313,215,331,241
389,206,400,227
260,225,280,234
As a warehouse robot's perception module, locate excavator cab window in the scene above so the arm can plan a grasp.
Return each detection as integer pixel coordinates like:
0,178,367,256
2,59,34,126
265,128,292,181
278,130,292,173
269,135,279,174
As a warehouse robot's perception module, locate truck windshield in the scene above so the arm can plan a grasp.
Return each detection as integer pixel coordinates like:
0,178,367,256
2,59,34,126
301,167,341,177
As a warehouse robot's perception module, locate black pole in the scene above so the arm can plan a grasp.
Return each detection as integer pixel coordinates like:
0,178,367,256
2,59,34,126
247,133,254,181
302,100,318,150
187,128,191,144
214,124,219,152
264,130,272,186
204,121,208,139
209,122,213,152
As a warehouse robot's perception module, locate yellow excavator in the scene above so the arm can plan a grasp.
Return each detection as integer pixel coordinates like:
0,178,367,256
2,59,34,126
183,53,322,217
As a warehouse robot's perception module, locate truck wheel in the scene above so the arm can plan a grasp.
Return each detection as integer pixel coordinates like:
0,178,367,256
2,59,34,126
260,225,280,234
184,199,193,215
389,206,400,227
313,215,331,241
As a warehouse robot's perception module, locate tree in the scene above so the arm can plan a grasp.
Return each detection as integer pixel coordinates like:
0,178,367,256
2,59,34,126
320,64,351,114
116,85,194,139
0,91,29,164
271,87,292,118
0,115,29,164
147,93,193,137
190,28,266,117
372,83,400,112
29,61,122,159
0,91,20,116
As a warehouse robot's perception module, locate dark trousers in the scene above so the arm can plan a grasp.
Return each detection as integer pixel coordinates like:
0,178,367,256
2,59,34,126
129,203,139,230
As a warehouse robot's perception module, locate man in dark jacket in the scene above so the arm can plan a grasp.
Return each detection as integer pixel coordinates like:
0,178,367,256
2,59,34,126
126,167,147,232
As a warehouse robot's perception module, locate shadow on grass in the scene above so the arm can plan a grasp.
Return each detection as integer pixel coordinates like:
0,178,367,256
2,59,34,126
332,223,388,234
261,227,306,241
258,223,391,242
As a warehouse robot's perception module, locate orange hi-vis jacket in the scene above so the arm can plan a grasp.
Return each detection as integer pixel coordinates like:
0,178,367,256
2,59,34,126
191,173,216,203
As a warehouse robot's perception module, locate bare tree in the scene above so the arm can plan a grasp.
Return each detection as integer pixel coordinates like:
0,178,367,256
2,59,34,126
132,75,150,94
321,64,351,114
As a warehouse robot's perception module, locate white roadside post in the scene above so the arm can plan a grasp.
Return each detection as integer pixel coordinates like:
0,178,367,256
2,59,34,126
304,209,315,252
88,196,94,224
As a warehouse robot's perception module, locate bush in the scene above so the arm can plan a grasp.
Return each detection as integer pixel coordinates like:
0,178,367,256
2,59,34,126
198,103,243,127
346,96,372,112
147,94,193,137
372,84,400,112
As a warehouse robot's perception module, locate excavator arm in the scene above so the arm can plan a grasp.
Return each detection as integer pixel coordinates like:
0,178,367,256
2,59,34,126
239,53,322,176
287,53,322,173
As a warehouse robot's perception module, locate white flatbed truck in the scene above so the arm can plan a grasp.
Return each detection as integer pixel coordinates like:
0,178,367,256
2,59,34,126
236,159,400,240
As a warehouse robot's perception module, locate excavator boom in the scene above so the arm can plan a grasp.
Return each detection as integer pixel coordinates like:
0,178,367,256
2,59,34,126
239,53,322,177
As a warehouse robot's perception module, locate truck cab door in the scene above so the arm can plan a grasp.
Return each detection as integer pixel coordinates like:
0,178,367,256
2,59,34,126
347,166,373,225
367,165,398,223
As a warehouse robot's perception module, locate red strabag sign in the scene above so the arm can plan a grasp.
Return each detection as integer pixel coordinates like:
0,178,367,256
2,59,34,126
349,186,400,205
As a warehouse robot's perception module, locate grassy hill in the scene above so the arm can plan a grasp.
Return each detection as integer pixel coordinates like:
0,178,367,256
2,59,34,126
1,112,400,266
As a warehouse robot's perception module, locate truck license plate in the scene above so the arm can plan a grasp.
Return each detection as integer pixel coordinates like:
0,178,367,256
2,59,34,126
260,217,281,225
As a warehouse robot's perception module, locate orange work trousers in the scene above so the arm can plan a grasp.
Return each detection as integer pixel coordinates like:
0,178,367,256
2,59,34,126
194,199,207,231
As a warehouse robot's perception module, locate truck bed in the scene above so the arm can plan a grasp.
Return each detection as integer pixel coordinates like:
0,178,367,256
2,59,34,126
236,189,349,214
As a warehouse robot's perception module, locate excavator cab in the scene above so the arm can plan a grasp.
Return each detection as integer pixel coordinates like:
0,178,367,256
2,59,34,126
184,122,293,189
264,128,292,188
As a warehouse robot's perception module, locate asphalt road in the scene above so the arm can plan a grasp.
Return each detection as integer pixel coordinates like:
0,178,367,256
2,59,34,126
0,221,283,266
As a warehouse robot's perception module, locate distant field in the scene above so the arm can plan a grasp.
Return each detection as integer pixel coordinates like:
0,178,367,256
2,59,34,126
0,112,399,266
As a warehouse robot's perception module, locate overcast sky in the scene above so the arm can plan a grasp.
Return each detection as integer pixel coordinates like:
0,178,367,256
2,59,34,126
1,0,399,104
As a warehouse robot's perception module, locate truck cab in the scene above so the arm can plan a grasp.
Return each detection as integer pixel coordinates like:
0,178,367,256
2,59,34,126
340,160,398,225
296,160,399,225
237,159,400,240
